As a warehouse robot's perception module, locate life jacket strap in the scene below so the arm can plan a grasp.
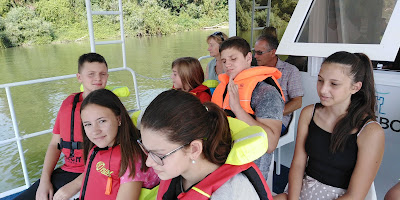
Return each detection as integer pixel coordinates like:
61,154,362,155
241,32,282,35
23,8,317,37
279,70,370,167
242,166,271,200
57,138,83,156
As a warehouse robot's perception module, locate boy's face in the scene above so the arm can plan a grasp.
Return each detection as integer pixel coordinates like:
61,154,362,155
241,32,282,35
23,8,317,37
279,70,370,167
221,48,252,79
77,62,108,96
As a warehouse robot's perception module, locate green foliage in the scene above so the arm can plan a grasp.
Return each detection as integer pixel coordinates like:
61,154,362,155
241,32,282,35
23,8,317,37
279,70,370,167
3,7,54,46
158,0,188,14
0,0,11,16
236,0,252,31
271,0,296,22
124,0,176,36
0,16,11,48
0,0,228,48
237,0,296,32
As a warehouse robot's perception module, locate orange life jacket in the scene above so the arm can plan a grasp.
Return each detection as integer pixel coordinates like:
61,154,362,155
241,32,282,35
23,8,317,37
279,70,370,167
211,66,285,117
157,162,273,200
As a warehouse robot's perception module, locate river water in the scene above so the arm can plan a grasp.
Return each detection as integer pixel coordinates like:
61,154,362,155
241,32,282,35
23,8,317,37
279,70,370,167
0,29,228,193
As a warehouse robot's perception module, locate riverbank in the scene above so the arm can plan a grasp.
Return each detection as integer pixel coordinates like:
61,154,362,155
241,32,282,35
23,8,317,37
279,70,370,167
0,0,228,49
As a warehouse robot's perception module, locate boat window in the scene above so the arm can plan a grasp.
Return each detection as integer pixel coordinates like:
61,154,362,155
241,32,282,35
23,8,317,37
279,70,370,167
276,0,400,68
296,0,396,44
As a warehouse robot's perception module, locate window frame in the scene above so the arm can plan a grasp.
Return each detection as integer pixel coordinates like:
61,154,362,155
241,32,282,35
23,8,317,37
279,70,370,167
276,0,400,62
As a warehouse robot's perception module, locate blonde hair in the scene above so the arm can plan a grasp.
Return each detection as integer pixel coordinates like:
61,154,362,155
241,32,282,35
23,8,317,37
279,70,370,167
207,31,228,45
172,57,204,91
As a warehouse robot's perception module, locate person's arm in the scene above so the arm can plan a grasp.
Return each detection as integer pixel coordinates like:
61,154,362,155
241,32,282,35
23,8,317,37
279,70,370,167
205,62,210,80
36,134,62,200
116,181,143,200
385,182,400,200
287,105,313,200
283,96,302,116
336,122,385,200
284,66,304,116
227,80,282,153
53,174,83,200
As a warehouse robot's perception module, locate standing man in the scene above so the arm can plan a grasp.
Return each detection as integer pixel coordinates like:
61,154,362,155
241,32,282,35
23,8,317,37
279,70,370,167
254,35,304,133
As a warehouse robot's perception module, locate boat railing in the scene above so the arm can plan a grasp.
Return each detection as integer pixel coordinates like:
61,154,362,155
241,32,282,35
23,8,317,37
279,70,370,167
198,55,212,62
0,66,140,198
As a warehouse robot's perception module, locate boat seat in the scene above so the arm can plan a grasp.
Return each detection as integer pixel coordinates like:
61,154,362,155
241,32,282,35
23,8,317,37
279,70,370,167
69,192,80,200
365,182,377,200
275,110,297,175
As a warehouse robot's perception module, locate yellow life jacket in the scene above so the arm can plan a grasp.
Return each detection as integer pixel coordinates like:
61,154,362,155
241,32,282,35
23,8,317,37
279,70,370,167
203,79,219,95
130,110,141,127
226,117,268,165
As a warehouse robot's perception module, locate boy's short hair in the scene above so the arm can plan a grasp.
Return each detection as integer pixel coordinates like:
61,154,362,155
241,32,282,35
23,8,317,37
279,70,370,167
219,36,251,57
78,53,108,73
257,34,279,50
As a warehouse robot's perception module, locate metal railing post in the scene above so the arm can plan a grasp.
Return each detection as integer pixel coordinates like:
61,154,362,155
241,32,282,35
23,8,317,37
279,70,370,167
85,0,96,52
118,0,127,69
5,87,30,188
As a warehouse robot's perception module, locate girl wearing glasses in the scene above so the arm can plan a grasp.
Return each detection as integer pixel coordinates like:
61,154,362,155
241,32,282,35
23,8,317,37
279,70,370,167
79,89,159,200
139,89,266,200
171,57,211,103
206,31,228,81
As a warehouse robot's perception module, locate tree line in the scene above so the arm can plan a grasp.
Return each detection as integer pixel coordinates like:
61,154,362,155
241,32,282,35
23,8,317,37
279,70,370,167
0,0,296,48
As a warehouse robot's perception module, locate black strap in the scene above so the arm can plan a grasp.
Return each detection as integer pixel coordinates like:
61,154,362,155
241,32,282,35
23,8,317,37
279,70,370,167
242,166,270,200
80,148,103,200
57,93,82,157
57,139,82,151
262,77,281,97
80,147,110,200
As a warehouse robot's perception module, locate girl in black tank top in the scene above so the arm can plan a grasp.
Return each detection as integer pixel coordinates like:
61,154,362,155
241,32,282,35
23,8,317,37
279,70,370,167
274,52,385,200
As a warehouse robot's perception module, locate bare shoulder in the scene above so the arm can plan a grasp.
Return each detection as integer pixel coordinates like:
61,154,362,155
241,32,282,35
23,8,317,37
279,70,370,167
299,104,314,121
358,121,385,144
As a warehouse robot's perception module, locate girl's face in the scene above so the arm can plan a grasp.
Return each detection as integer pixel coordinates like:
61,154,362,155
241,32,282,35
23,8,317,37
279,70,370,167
81,104,120,148
207,38,220,57
140,127,191,180
171,66,185,91
317,63,360,107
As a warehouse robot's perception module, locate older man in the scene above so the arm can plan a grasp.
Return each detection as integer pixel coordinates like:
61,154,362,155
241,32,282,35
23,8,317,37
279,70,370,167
254,35,304,133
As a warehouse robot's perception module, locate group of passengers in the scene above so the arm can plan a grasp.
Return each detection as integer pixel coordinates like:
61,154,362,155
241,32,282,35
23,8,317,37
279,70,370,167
14,28,398,200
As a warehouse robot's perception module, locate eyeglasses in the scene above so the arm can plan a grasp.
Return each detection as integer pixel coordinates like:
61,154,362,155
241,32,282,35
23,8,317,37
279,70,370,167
211,32,225,41
252,49,273,55
137,139,189,166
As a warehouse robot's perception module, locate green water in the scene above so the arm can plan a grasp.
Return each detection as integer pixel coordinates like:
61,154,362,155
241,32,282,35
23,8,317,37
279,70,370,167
0,29,228,193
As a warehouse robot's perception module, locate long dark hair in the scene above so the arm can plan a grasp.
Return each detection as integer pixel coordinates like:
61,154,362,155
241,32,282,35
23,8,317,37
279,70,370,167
80,89,147,177
141,89,232,165
322,51,376,153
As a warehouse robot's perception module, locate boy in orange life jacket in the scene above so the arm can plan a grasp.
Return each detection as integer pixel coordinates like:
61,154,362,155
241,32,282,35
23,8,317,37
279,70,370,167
14,53,109,200
211,36,284,180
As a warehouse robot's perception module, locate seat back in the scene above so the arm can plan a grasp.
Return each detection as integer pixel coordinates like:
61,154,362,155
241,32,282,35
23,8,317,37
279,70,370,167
365,182,377,200
277,110,297,148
